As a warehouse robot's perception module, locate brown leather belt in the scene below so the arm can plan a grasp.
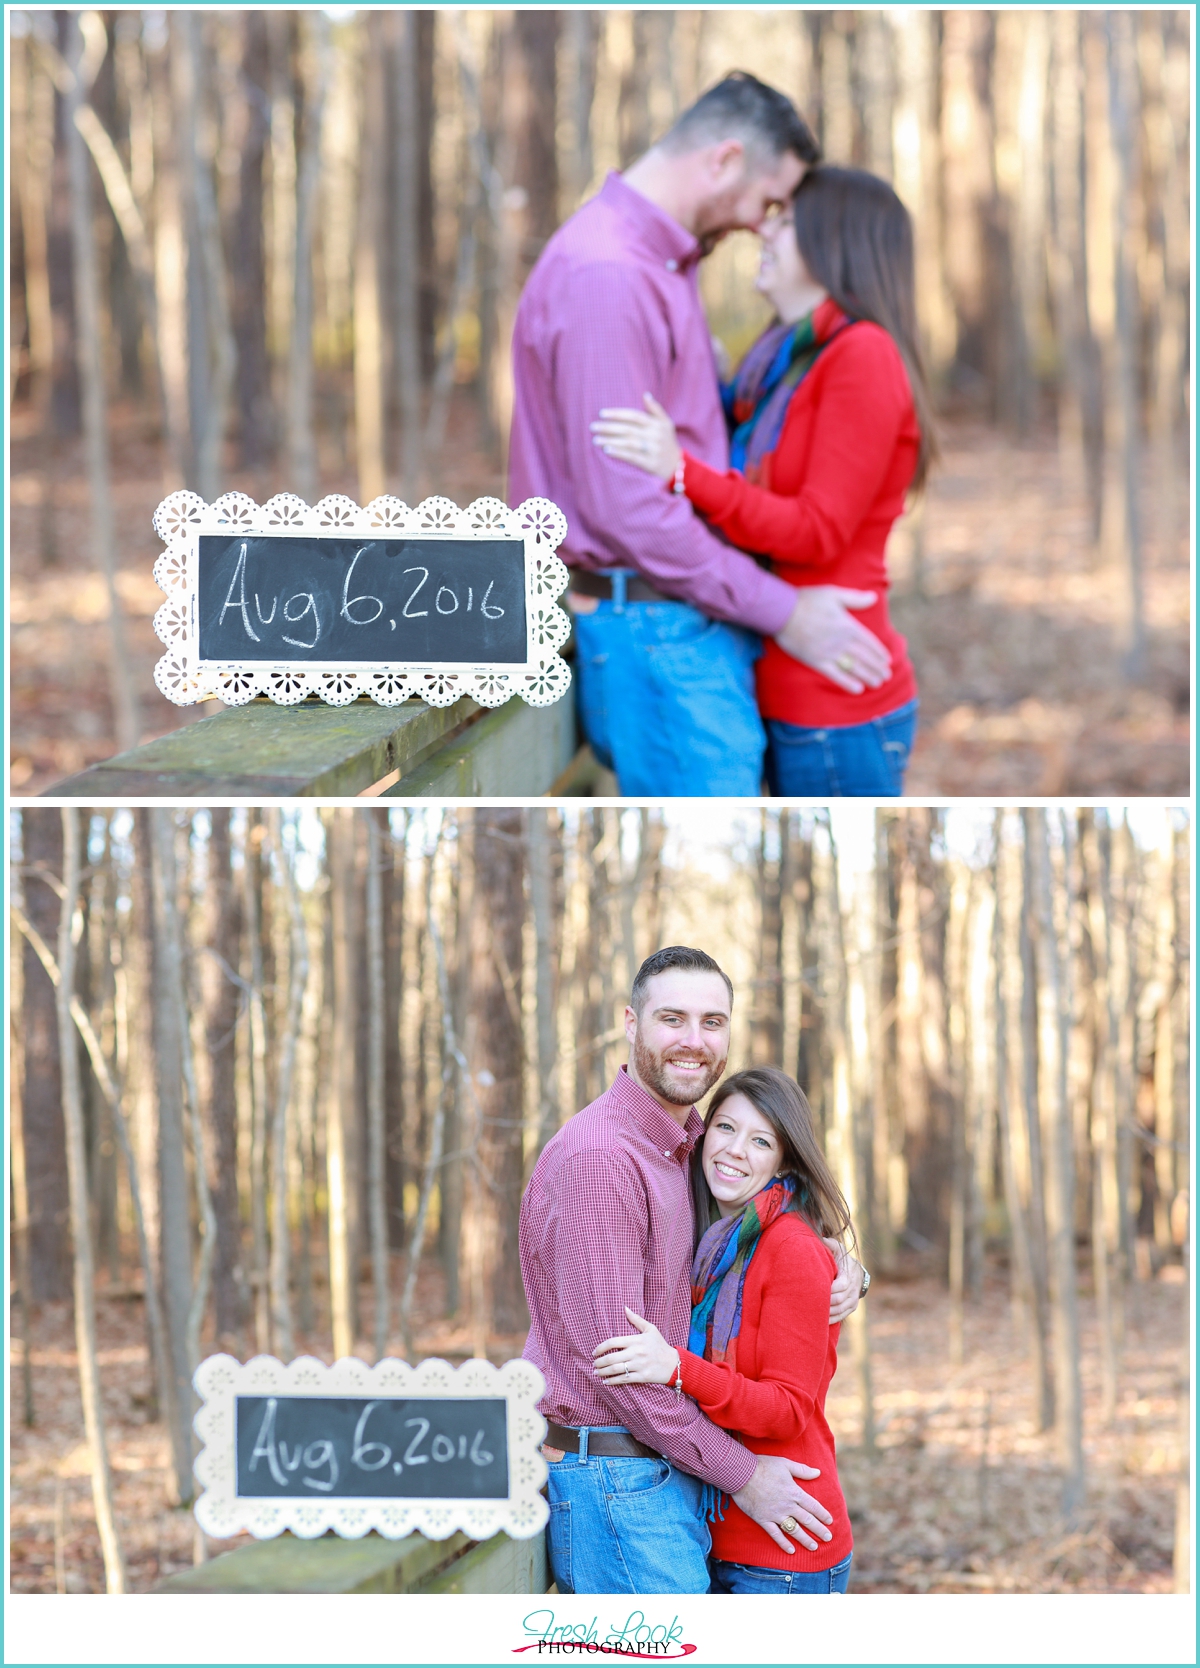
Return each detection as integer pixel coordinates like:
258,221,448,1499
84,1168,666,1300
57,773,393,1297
544,1421,660,1459
568,570,671,604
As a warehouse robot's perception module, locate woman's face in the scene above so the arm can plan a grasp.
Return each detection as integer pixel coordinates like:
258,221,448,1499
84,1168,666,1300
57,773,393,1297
703,1093,785,1218
755,213,823,321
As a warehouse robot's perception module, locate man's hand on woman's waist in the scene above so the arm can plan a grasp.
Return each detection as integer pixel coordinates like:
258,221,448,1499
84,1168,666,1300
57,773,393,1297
774,585,891,693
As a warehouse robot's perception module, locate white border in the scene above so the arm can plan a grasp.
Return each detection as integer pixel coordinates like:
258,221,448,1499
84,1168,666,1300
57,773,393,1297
149,491,573,711
191,1353,549,1544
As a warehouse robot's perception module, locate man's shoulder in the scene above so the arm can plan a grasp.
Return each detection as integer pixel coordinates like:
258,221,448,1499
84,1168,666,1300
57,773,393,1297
522,198,649,303
531,1093,644,1183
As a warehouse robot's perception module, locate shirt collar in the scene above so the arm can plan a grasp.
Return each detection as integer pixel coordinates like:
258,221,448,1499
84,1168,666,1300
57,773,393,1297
599,171,702,274
611,1065,705,1159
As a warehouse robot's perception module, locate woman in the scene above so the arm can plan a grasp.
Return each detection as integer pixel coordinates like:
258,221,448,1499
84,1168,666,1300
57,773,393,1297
591,165,935,797
593,1068,854,1594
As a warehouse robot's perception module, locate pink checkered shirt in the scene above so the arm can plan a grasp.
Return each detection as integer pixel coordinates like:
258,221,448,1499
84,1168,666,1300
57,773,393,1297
520,1066,758,1494
507,172,798,637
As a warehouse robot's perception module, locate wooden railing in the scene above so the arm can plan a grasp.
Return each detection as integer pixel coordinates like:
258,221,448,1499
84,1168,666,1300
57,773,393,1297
157,1526,549,1593
44,691,599,798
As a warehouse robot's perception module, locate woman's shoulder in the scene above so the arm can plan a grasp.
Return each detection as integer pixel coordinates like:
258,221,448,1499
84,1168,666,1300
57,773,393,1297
759,1210,838,1275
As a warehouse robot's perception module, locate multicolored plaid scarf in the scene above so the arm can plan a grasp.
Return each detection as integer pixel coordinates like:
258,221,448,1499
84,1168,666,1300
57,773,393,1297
688,1176,795,1373
724,303,851,484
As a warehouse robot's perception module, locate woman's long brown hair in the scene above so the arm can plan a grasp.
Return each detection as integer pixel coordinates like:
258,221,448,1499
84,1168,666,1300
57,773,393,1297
792,164,938,492
691,1067,856,1255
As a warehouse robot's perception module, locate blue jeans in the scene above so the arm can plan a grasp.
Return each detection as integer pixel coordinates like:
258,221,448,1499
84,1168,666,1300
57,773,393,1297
709,1553,853,1594
571,596,764,797
545,1428,711,1594
765,699,918,797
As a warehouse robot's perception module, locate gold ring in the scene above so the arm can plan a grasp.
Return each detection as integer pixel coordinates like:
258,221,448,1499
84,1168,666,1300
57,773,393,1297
836,654,854,673
781,1515,799,1534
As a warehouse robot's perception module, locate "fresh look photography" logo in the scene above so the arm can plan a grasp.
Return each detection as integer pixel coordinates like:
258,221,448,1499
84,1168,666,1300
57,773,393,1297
513,1610,697,1659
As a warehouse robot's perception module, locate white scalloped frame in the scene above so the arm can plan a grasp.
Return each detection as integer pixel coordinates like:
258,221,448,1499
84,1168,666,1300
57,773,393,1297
192,1353,549,1543
151,492,572,710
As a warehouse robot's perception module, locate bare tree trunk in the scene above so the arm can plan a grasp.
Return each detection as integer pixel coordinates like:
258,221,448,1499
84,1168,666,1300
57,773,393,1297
469,811,529,1341
147,810,194,1505
327,810,358,1358
1032,813,1085,1516
1019,811,1055,1431
242,815,271,1352
288,13,330,502
1079,811,1120,1424
204,811,247,1346
821,817,875,1455
366,811,389,1360
230,11,272,475
400,826,450,1361
992,813,1038,1346
57,809,127,1592
354,13,386,504
391,11,422,501
1102,11,1146,676
269,811,307,1362
172,12,234,502
10,857,36,1425
528,810,561,1159
64,13,139,752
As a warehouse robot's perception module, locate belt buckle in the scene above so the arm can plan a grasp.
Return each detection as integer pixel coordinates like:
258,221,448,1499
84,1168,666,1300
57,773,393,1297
598,567,634,615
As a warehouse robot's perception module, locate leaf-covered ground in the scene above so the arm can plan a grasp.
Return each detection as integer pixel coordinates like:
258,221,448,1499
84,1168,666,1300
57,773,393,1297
9,402,1189,797
9,1256,1185,1593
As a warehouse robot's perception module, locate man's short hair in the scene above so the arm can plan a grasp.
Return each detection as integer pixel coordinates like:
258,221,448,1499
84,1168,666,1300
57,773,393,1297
658,71,820,168
630,946,735,1015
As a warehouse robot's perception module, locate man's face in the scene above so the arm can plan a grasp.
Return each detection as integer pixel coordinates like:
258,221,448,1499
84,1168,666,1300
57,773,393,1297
625,969,732,1108
692,142,806,248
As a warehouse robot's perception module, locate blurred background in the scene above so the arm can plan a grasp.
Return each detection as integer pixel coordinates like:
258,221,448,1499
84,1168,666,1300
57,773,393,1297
9,804,1190,1590
8,8,1192,794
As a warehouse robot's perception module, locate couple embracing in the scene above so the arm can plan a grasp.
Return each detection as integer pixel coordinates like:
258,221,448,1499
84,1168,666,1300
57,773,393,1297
510,73,934,799
519,947,866,1596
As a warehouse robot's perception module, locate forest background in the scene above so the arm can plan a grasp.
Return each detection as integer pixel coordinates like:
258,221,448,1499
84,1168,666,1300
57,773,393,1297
9,803,1191,1593
7,7,1192,794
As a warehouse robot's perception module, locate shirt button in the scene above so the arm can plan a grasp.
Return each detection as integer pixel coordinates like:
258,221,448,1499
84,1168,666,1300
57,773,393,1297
664,1149,672,1157
665,258,678,272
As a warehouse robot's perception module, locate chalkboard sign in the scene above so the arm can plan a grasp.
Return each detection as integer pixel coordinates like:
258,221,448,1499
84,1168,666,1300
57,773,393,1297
235,1394,509,1500
193,1353,549,1543
151,490,571,712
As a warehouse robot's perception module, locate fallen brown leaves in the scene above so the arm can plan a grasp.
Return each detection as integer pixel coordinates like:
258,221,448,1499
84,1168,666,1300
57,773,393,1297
9,404,1190,796
9,1255,1186,1594
827,1260,1186,1593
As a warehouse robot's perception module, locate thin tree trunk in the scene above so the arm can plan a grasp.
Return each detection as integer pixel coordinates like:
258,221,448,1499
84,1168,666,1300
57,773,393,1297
354,13,386,504
1079,811,1120,1424
822,817,876,1455
269,811,307,1362
1032,812,1085,1515
528,810,561,1159
148,810,195,1505
392,11,422,501
243,815,271,1353
992,813,1037,1344
1019,811,1055,1431
327,810,358,1358
366,811,389,1361
204,810,247,1345
400,826,450,1361
1103,11,1146,675
64,13,139,752
57,809,127,1592
288,12,330,501
9,858,36,1425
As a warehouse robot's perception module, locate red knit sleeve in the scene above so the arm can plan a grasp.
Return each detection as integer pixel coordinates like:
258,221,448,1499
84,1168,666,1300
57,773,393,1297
681,327,914,572
677,1221,837,1444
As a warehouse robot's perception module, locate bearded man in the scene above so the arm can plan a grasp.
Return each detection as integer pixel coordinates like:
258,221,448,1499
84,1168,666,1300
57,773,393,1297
519,945,864,1594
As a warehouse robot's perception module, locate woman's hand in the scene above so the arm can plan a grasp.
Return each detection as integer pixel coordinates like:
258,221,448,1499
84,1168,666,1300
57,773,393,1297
590,393,682,483
593,1307,680,1385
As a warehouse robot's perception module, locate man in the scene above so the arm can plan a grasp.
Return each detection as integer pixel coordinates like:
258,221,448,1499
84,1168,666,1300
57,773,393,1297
520,946,866,1594
508,73,892,795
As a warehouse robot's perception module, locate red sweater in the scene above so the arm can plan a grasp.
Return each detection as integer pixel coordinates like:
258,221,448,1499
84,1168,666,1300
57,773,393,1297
681,298,919,728
679,1211,852,1572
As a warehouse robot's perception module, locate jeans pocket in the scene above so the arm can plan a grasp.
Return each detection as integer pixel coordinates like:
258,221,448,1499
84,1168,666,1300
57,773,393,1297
604,1457,672,1496
548,1499,573,1593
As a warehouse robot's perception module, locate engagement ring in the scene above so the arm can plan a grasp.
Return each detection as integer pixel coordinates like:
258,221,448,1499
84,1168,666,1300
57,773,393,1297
781,1516,800,1534
836,654,854,673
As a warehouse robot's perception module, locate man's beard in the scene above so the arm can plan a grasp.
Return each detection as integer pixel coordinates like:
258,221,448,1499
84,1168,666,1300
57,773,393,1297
632,1032,726,1106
